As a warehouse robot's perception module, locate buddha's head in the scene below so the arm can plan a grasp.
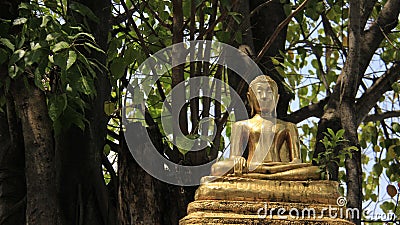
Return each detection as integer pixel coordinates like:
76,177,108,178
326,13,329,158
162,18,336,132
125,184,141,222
248,75,279,116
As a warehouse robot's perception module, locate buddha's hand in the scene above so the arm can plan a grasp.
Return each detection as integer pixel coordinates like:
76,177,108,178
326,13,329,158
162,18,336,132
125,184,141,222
233,156,247,176
290,158,302,164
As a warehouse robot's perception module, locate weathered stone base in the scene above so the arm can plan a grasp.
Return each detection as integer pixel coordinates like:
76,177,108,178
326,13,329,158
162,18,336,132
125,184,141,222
196,176,341,204
180,211,354,225
180,177,355,225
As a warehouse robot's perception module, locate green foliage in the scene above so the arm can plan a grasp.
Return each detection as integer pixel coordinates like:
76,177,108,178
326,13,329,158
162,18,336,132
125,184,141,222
0,1,104,134
313,129,358,180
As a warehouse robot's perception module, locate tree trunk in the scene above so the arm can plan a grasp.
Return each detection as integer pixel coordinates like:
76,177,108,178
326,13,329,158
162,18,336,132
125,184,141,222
118,123,164,225
13,78,58,225
56,1,113,224
342,1,362,224
119,122,198,225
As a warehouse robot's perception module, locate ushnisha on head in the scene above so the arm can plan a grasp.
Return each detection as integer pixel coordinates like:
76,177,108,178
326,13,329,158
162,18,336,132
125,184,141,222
247,75,279,116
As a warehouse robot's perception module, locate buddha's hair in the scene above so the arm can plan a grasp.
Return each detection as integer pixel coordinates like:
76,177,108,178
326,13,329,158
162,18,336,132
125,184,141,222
249,75,278,96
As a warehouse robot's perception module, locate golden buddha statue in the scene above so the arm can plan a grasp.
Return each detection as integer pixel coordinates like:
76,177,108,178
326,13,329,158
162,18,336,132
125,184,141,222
211,75,320,180
180,76,350,225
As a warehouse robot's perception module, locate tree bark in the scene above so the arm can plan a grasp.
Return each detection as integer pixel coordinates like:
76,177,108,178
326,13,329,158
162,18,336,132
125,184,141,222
341,1,361,224
13,78,58,225
118,123,164,225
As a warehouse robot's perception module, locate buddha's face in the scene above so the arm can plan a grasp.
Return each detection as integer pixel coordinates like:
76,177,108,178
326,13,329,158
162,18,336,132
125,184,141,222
248,82,278,114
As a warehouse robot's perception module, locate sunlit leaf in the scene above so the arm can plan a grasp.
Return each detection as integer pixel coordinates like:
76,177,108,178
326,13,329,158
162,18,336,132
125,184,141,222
52,41,69,52
66,50,77,70
0,38,15,51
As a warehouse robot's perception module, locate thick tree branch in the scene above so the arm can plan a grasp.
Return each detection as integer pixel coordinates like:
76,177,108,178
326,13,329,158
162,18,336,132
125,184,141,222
364,111,400,122
360,0,378,29
284,98,329,124
106,139,120,154
356,62,400,124
101,153,118,192
358,0,400,83
317,0,400,144
107,129,120,141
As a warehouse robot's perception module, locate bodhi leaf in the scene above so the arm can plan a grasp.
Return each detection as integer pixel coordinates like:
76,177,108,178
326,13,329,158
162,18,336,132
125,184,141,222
9,49,25,65
110,58,126,80
66,50,77,70
104,101,116,116
372,163,383,176
48,93,68,121
0,38,15,51
54,51,68,70
392,122,400,133
104,144,111,156
52,41,69,52
84,42,105,53
380,201,395,213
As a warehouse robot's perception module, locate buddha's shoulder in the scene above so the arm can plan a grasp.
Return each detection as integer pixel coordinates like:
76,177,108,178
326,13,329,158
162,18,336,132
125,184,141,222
232,119,251,128
232,117,261,129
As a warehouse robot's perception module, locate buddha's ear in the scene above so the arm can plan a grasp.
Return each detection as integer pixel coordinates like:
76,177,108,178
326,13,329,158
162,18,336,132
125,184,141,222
247,91,254,116
275,94,280,107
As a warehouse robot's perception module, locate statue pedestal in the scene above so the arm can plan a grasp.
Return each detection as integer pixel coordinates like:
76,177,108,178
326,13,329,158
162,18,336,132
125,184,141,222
180,177,355,225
